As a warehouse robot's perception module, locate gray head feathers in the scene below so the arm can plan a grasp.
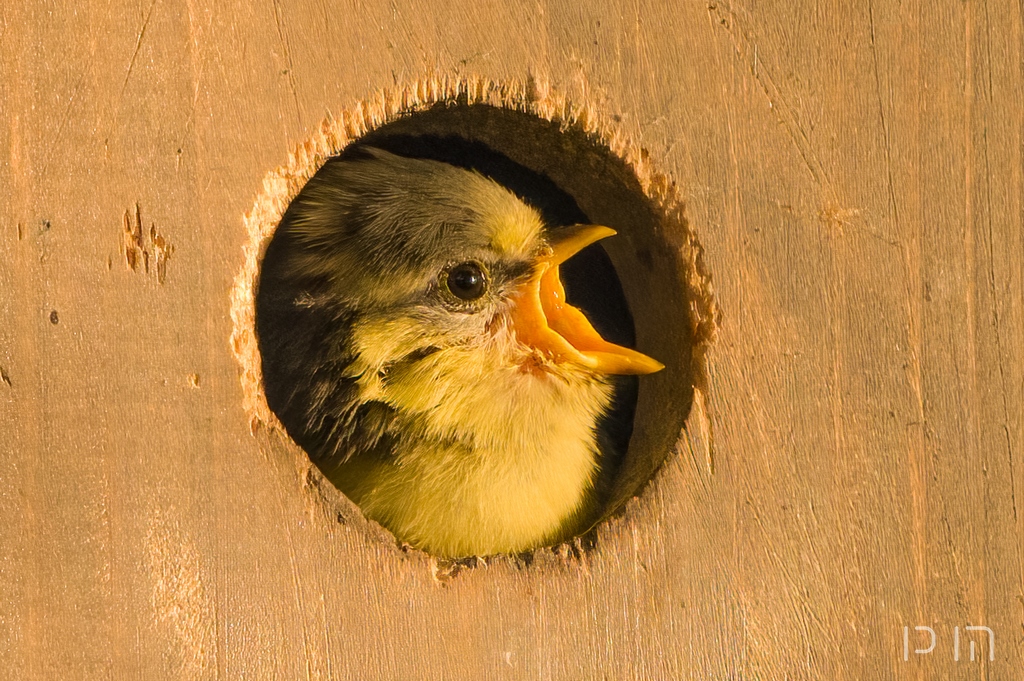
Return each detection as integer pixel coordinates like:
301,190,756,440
256,148,547,468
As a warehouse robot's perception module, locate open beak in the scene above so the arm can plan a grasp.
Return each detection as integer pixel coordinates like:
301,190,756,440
508,225,664,375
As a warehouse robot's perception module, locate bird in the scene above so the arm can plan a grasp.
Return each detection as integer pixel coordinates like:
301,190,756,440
256,146,663,559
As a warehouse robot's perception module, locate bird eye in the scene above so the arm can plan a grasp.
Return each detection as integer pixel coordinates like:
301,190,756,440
444,262,487,301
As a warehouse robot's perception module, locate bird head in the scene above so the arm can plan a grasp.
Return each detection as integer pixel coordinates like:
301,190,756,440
279,147,662,389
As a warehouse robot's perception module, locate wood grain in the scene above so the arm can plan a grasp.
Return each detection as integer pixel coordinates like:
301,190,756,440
1,0,1021,678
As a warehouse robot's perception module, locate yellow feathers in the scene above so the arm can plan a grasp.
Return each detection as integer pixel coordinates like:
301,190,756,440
335,317,612,558
462,175,545,258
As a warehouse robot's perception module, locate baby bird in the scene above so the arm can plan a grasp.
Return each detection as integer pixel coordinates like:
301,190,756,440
256,147,662,558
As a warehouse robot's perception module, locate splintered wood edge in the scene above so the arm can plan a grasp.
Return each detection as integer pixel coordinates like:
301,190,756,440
228,71,720,558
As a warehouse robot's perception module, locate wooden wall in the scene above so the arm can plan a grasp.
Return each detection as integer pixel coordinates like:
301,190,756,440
1,0,1021,678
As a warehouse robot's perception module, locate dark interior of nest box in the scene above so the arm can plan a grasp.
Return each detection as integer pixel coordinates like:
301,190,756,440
257,102,695,532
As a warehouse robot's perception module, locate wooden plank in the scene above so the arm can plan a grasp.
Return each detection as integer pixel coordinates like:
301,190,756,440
1,0,1021,678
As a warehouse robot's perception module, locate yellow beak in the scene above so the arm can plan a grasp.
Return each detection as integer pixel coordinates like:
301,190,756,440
508,225,665,375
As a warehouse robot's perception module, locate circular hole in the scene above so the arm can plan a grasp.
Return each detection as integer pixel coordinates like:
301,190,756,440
245,89,711,559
